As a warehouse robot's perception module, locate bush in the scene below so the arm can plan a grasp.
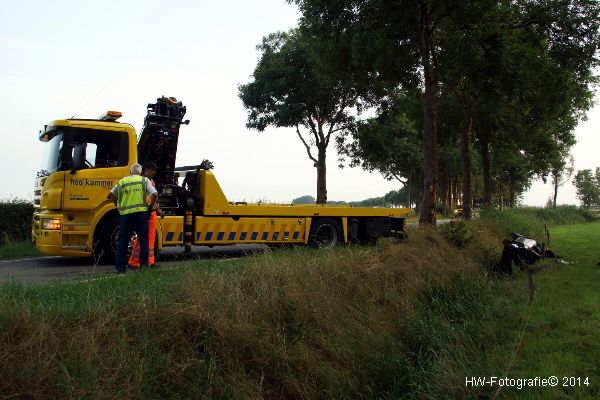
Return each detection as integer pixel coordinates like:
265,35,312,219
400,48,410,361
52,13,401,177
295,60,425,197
439,220,477,248
0,198,33,244
479,208,545,240
533,205,598,225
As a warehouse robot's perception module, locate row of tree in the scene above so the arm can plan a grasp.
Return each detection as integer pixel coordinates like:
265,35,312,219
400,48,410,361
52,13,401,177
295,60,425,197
240,0,600,225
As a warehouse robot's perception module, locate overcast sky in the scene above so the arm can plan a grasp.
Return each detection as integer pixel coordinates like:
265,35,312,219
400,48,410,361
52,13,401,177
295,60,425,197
1,0,598,205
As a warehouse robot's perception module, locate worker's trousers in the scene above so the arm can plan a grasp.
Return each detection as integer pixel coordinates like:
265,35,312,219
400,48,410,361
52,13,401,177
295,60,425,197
128,211,156,267
115,211,149,272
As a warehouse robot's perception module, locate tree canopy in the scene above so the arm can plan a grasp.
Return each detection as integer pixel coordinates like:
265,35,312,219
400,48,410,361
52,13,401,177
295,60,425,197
288,0,599,220
239,28,372,203
574,168,600,208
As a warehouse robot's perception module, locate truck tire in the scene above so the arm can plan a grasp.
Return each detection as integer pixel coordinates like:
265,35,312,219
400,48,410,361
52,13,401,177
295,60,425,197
97,216,158,264
98,216,120,263
309,218,342,248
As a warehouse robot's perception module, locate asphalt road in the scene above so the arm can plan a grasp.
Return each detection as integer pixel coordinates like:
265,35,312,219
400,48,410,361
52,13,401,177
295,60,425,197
0,244,267,284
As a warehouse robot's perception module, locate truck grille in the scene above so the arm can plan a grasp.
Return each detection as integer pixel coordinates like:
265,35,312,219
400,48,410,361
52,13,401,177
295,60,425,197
32,212,41,242
33,189,41,209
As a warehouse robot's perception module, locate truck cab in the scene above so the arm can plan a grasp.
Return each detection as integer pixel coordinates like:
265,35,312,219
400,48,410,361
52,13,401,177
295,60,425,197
32,115,137,257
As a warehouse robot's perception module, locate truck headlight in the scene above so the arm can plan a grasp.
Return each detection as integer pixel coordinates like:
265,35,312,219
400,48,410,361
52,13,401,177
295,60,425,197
42,218,61,230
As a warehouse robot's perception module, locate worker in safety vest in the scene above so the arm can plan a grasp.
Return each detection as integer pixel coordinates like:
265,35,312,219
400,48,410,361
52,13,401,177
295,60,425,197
108,163,158,273
128,161,164,268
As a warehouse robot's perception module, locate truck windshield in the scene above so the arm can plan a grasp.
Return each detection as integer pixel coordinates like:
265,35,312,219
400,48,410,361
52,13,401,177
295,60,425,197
39,127,128,175
39,133,64,175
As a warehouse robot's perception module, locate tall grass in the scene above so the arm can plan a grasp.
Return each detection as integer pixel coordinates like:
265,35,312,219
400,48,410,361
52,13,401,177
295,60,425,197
0,229,516,399
530,205,598,225
0,242,40,260
479,205,598,240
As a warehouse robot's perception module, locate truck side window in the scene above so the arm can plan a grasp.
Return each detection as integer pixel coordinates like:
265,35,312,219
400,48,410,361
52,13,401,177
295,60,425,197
86,143,97,166
44,128,129,172
71,130,128,169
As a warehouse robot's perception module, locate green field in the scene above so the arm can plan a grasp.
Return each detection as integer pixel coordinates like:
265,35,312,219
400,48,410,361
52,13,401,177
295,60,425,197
486,222,600,399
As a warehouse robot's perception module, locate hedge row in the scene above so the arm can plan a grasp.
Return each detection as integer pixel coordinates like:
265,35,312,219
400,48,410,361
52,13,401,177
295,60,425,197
0,199,33,244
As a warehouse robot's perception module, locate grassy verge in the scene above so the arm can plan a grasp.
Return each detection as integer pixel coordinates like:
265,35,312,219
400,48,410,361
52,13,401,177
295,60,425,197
0,242,40,260
0,227,518,399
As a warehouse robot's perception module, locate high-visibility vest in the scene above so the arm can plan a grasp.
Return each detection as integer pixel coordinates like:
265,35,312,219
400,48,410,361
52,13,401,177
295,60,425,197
115,175,148,215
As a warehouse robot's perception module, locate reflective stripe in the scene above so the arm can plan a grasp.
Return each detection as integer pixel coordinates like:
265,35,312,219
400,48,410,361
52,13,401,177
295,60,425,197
120,203,148,211
120,181,146,189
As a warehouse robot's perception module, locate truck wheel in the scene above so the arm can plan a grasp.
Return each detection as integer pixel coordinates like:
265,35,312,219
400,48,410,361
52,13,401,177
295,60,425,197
309,218,341,248
98,216,120,263
97,217,156,264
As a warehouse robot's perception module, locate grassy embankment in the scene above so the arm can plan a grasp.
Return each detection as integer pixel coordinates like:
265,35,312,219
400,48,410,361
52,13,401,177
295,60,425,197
0,228,512,398
0,205,598,399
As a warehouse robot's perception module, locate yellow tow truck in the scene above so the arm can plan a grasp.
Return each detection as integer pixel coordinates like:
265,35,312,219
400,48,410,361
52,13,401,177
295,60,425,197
32,97,411,260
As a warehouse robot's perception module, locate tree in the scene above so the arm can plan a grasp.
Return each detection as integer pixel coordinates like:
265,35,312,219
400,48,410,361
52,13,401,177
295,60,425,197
290,0,470,225
574,168,600,208
550,152,575,208
492,142,534,208
239,29,369,204
336,92,422,209
384,189,410,208
292,195,315,204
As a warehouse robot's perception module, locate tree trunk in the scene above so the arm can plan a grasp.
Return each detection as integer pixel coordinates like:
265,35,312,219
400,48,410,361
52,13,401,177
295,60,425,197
499,181,504,210
406,173,412,209
457,178,461,208
480,131,492,207
440,172,447,215
451,180,455,209
461,113,473,220
418,4,439,226
553,173,558,208
509,183,516,208
415,182,423,215
316,146,327,204
449,178,455,210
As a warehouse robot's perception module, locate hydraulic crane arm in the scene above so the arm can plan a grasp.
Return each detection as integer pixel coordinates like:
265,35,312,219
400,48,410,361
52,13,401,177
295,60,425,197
136,96,190,214
137,96,189,188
